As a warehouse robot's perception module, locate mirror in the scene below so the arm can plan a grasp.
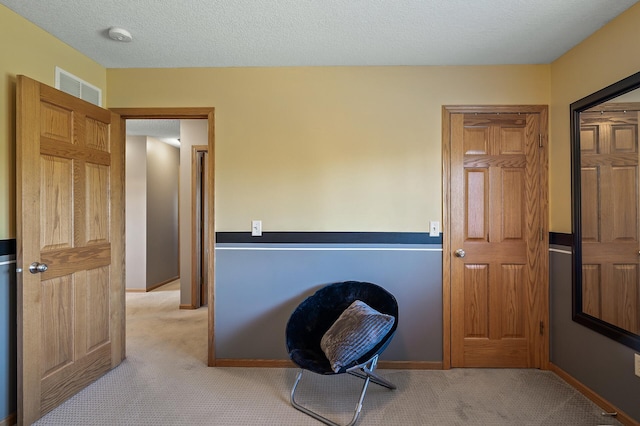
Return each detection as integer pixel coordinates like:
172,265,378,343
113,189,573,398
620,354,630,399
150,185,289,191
571,71,640,351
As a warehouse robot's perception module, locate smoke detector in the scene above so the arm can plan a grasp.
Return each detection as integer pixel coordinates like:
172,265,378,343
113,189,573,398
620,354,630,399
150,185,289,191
108,27,132,42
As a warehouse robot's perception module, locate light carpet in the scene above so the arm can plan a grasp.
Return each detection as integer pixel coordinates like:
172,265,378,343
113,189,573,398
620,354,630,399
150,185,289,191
34,281,621,426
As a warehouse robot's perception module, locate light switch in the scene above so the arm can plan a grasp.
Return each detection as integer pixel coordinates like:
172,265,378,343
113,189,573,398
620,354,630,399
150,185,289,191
251,220,262,237
429,221,440,237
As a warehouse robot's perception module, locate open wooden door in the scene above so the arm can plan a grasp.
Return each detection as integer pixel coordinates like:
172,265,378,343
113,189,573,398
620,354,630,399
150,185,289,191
193,147,209,307
189,145,209,308
16,75,125,425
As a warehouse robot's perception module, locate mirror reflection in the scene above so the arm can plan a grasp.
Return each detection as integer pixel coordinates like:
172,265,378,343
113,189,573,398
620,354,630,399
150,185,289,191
579,88,640,336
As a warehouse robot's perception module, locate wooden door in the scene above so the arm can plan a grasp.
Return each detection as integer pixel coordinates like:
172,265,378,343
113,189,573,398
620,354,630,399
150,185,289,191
447,108,547,368
580,108,640,334
16,75,125,425
192,146,208,307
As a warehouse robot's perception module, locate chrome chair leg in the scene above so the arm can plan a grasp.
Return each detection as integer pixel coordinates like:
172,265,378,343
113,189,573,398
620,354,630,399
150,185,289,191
291,369,342,426
347,356,396,390
290,355,396,426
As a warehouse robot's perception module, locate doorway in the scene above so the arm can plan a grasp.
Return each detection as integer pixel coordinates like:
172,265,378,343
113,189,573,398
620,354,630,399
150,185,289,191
125,119,180,293
111,107,216,366
442,105,549,369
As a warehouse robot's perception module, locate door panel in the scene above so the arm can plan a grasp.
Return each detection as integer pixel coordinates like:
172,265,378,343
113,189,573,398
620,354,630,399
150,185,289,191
41,275,74,375
86,266,111,350
16,75,124,425
463,264,489,337
40,155,73,250
86,162,110,243
450,111,544,368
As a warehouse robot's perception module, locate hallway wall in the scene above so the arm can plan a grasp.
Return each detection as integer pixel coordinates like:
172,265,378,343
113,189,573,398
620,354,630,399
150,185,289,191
126,135,179,291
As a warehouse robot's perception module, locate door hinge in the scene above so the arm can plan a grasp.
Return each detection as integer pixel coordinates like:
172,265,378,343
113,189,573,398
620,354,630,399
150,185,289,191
539,321,544,336
538,134,543,148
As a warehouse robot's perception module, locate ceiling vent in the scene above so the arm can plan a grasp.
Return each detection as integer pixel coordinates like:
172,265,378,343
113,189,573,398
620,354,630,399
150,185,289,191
55,67,102,106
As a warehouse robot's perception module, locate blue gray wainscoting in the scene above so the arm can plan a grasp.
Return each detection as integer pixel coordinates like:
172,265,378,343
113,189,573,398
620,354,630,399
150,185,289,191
0,248,17,422
214,233,443,362
549,238,640,422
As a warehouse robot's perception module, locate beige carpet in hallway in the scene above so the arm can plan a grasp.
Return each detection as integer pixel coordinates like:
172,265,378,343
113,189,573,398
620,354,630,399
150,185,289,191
33,280,621,425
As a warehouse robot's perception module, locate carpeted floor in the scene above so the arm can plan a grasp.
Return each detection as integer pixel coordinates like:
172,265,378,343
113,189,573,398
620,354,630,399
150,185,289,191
34,280,621,426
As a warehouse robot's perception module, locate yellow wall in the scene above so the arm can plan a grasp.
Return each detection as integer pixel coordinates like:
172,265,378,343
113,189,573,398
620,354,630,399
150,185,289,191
0,5,106,239
108,66,549,232
549,2,640,233
6,0,639,235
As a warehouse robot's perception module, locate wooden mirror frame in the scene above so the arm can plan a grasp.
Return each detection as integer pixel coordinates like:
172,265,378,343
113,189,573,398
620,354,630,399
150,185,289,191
570,70,640,352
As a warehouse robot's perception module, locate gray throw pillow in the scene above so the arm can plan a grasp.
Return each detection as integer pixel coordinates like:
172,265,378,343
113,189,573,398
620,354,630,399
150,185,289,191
320,300,395,373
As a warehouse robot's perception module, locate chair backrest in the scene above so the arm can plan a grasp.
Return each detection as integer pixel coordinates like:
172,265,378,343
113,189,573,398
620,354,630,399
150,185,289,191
286,281,398,373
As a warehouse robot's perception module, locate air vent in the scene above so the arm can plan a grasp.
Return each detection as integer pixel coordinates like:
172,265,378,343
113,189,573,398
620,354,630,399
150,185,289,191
54,67,102,106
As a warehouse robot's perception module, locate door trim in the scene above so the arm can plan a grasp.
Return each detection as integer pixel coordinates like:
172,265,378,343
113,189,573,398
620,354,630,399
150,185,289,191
442,105,549,369
110,107,217,366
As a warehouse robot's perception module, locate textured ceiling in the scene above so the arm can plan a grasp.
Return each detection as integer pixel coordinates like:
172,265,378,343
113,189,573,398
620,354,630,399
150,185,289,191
126,119,180,139
2,0,638,68
126,119,181,144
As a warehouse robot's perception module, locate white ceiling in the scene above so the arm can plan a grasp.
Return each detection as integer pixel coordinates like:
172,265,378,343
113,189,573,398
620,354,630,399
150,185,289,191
125,119,181,143
2,0,638,68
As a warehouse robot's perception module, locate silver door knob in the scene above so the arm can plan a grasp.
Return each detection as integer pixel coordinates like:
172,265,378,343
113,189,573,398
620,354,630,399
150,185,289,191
454,249,466,258
29,262,48,274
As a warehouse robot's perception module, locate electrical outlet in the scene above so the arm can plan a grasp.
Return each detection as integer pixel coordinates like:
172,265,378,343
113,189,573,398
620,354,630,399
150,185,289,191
635,353,640,378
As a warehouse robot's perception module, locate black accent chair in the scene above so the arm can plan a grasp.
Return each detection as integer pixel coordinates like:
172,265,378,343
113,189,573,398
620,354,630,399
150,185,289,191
285,281,398,426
